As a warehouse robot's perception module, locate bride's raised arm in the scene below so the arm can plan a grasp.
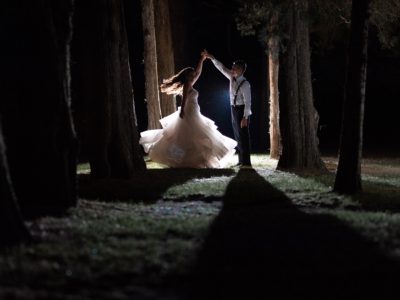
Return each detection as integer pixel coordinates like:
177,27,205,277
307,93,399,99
191,54,206,85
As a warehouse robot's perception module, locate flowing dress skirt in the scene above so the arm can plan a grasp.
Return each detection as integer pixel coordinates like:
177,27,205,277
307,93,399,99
139,92,237,168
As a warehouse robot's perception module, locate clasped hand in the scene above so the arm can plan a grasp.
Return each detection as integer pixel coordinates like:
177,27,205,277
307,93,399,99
201,49,213,60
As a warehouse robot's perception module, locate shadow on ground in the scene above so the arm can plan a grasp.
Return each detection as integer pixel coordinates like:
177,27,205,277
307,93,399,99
78,168,235,202
187,168,400,299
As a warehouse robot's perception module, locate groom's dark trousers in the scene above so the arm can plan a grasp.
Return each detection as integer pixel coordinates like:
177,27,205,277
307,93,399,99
231,105,251,166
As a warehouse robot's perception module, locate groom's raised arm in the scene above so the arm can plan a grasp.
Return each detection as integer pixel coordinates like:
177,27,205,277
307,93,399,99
203,50,231,80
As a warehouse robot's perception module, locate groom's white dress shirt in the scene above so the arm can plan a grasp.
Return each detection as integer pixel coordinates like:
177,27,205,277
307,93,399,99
211,58,252,120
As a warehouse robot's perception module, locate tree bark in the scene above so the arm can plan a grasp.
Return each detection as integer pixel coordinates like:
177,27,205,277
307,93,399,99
73,0,146,179
0,120,30,248
154,0,176,117
334,0,370,194
267,11,282,159
278,0,326,172
142,0,162,129
0,0,78,218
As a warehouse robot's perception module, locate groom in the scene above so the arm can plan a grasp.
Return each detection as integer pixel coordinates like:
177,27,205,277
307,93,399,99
203,50,252,167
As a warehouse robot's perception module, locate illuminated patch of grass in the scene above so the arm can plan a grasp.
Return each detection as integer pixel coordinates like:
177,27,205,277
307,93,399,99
266,171,331,193
78,154,400,210
164,176,233,199
363,174,400,188
144,154,278,170
77,163,90,174
328,209,400,256
249,154,279,169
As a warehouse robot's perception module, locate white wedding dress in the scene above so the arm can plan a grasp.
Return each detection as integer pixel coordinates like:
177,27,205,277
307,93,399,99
139,88,237,168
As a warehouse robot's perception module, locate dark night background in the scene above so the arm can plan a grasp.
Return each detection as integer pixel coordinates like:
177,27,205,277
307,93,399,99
125,0,400,156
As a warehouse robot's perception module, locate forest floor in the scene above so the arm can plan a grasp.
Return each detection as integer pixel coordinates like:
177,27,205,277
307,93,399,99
1,154,400,299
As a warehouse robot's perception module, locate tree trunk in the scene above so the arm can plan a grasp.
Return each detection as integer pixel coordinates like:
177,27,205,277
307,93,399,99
334,0,370,194
268,32,281,159
268,10,281,159
0,120,30,248
154,0,176,117
257,55,269,153
142,0,162,129
277,0,326,172
0,0,78,218
73,0,146,179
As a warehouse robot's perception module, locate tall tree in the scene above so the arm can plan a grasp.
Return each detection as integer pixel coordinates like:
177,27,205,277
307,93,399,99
277,0,326,171
0,0,78,218
141,0,162,129
334,0,371,194
267,10,282,159
154,0,176,117
73,0,146,179
236,0,282,159
0,120,30,248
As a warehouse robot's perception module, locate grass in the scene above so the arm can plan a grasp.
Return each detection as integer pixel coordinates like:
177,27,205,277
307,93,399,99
0,201,220,299
1,153,400,298
329,209,400,258
77,162,90,174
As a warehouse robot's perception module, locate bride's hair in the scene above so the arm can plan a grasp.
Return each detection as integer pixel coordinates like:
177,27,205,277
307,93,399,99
160,67,194,95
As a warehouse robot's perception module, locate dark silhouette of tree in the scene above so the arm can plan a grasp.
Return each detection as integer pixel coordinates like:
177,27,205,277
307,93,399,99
155,0,177,117
73,0,146,179
0,120,30,248
0,0,78,218
370,0,400,52
168,0,191,70
334,0,371,194
277,0,326,171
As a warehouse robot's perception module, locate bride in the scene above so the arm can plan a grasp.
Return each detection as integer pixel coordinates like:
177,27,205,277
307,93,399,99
139,53,237,168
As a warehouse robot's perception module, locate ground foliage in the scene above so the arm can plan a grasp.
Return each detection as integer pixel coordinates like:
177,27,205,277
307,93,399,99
1,155,400,299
